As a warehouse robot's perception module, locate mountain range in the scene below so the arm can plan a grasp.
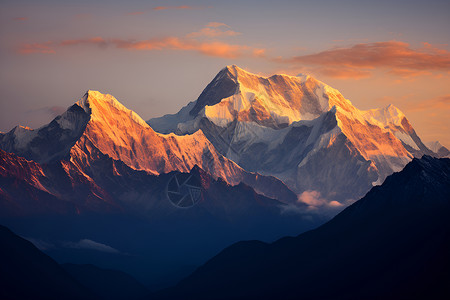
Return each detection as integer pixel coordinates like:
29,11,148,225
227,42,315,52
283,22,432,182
1,65,449,291
0,224,151,300
2,65,447,214
150,65,447,203
2,155,448,299
156,155,450,300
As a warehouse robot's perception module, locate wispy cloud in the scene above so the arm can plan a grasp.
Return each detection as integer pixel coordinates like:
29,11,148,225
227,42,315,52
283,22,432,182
64,239,120,254
286,41,450,79
18,42,55,54
13,17,28,21
280,190,349,217
187,22,241,38
18,36,264,59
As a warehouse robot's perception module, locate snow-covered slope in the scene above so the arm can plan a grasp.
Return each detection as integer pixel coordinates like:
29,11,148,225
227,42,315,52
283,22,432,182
148,65,439,203
426,141,450,158
0,90,296,203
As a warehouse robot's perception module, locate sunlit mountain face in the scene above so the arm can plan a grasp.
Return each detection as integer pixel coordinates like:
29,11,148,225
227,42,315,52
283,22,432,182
0,66,449,294
149,65,444,205
2,65,445,215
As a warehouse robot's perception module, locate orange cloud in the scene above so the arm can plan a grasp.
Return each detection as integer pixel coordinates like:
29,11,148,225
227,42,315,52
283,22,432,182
17,42,55,54
187,23,241,38
18,36,264,59
153,5,196,11
59,37,108,47
13,17,28,21
116,37,253,58
289,41,450,79
314,67,371,79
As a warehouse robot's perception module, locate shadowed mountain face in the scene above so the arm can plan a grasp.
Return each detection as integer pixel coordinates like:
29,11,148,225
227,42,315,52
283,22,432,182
0,224,153,300
0,147,320,289
0,225,96,300
157,156,450,300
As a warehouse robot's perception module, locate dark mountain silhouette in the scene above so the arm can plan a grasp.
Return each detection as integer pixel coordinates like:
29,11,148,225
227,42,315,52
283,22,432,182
0,224,96,300
0,223,156,300
156,155,450,299
62,263,150,300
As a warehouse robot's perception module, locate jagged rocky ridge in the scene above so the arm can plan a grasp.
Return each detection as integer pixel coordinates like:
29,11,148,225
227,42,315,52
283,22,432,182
149,65,446,203
0,90,298,212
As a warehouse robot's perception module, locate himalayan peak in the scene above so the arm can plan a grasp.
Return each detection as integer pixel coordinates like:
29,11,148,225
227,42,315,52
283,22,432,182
0,89,295,204
149,65,445,202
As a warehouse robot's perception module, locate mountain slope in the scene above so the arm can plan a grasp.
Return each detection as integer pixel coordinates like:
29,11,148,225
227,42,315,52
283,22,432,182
0,148,119,216
0,145,317,289
0,90,296,204
0,224,97,300
157,156,450,299
149,65,439,202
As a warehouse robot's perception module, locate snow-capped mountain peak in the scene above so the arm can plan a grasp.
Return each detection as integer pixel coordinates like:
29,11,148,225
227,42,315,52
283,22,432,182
363,104,406,128
148,65,440,203
1,90,296,204
79,90,151,129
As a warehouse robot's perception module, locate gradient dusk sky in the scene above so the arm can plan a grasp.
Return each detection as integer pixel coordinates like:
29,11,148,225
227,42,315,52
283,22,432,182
1,0,449,146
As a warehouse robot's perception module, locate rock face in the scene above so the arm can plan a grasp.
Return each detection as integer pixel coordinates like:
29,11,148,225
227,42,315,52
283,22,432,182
156,156,450,300
149,65,439,203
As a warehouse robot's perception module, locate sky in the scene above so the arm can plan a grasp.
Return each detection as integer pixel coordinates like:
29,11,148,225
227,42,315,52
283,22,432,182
1,0,449,147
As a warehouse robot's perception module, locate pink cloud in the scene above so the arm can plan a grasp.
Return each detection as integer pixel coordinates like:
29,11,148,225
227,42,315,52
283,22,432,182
17,36,264,59
288,41,450,79
17,42,55,54
116,37,254,59
297,190,343,208
13,17,28,21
